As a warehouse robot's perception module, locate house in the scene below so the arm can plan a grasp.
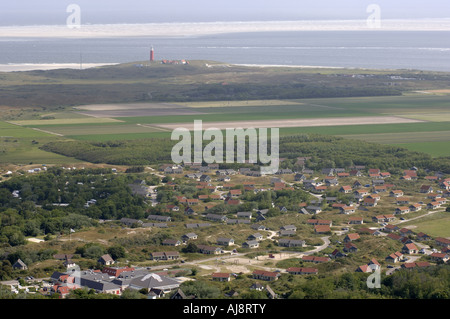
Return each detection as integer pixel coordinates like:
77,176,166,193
430,253,450,263
402,243,418,254
385,251,404,263
120,218,144,227
12,259,27,270
396,197,410,205
343,242,358,253
395,206,410,215
339,185,353,194
217,237,234,246
212,273,231,282
435,237,450,248
205,213,228,223
330,249,346,259
236,211,252,219
197,245,222,255
368,259,381,270
314,225,331,234
416,232,431,241
348,217,364,224
242,240,260,249
344,233,360,242
363,197,377,207
162,239,181,246
252,270,280,281
278,239,306,248
248,233,264,241
340,206,357,214
390,190,404,198
384,224,399,233
280,225,297,232
98,254,115,266
409,204,422,212
306,206,322,214
181,233,198,242
286,267,318,275
427,201,441,210
420,185,433,194
150,252,180,261
228,189,242,198
355,265,372,273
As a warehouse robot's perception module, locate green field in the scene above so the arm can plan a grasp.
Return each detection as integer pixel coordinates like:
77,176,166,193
403,212,450,238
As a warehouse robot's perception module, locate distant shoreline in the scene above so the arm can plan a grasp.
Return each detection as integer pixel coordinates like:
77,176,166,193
0,19,449,38
0,63,118,72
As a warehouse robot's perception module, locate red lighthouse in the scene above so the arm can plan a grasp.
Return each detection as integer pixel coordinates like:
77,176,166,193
150,46,155,62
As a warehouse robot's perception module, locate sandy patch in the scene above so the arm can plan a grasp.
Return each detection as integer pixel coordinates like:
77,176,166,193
157,116,424,130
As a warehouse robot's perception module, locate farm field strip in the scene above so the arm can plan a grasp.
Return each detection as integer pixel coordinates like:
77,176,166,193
10,117,123,126
156,116,424,130
340,130,450,144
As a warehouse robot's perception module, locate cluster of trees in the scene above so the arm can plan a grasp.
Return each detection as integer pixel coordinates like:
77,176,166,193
0,167,150,247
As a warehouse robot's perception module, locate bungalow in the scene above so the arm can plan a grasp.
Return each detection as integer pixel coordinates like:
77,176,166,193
248,233,264,241
184,207,195,215
228,189,242,198
197,245,222,255
12,259,27,270
236,211,252,219
314,225,331,234
349,170,363,177
435,237,450,248
430,252,450,263
278,239,306,248
396,197,410,205
306,206,322,214
363,197,377,207
416,232,431,241
225,198,240,206
373,185,387,193
286,267,318,275
338,185,353,193
355,265,372,273
330,249,346,259
217,237,234,246
162,239,181,247
242,240,260,249
340,206,357,215
384,224,399,233
343,242,358,253
395,206,410,215
252,270,280,281
385,251,404,263
344,233,360,242
390,190,404,198
98,254,115,266
307,219,332,226
181,233,198,242
281,225,297,232
387,233,403,241
409,204,422,212
402,243,418,254
212,273,231,282
427,201,441,210
294,173,307,181
403,170,418,179
205,213,228,223
368,259,381,270
354,189,369,200
420,185,433,194
279,230,296,237
348,217,364,224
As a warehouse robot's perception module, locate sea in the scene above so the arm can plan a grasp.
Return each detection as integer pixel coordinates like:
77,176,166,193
1,30,450,72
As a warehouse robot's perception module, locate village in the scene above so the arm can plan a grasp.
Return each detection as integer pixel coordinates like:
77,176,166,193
1,158,449,299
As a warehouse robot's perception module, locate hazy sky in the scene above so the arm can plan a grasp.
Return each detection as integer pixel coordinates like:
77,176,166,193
1,0,449,26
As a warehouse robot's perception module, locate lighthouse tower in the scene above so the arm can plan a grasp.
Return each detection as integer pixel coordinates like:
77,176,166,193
150,46,155,62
